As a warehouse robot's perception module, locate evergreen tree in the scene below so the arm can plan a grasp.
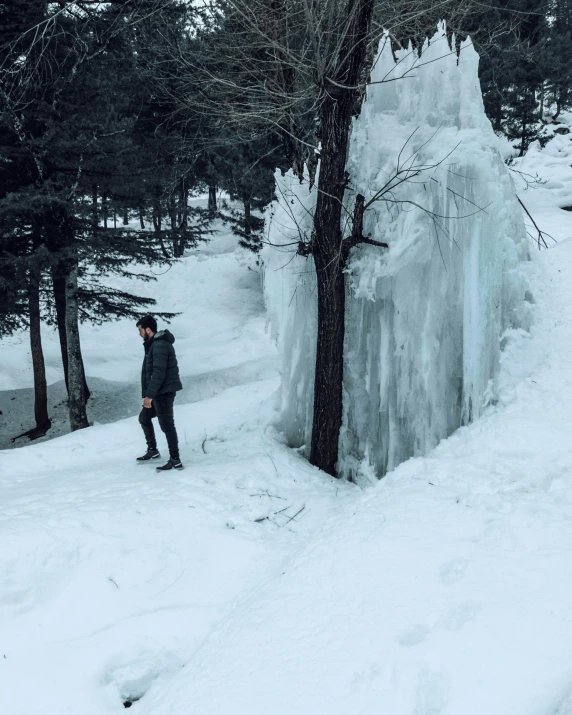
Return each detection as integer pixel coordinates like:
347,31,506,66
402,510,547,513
0,1,202,437
544,0,572,119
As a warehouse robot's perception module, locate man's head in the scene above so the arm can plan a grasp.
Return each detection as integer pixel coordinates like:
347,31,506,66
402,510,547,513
137,315,157,340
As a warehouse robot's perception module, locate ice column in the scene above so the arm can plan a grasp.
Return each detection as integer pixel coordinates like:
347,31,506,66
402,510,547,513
263,28,531,483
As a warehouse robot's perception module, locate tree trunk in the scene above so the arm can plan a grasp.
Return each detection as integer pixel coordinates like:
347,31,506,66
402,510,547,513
208,185,217,215
153,188,170,259
123,206,129,226
493,98,502,132
310,96,351,477
92,185,98,230
170,193,178,256
28,261,51,438
178,183,189,255
65,256,89,431
309,0,374,477
180,184,189,227
244,198,252,237
52,262,90,400
102,190,108,229
520,115,527,157
139,206,146,230
52,265,70,392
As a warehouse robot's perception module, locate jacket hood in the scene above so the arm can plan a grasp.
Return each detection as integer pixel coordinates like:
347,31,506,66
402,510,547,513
152,329,175,344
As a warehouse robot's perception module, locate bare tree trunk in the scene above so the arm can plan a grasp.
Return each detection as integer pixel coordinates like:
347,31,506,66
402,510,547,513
169,193,179,256
92,185,98,230
28,261,51,438
310,96,350,476
139,206,146,229
180,183,189,228
102,190,108,229
52,262,90,400
553,95,562,122
65,256,89,431
208,185,217,215
309,0,375,477
52,265,70,392
123,206,129,225
520,114,527,157
178,182,189,256
244,197,252,237
153,188,170,259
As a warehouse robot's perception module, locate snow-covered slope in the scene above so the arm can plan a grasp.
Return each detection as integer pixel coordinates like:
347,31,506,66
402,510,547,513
141,237,572,715
3,107,572,715
512,109,572,244
0,226,275,449
0,225,354,713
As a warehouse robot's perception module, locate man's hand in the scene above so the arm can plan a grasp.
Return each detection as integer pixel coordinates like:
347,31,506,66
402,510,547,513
143,397,153,409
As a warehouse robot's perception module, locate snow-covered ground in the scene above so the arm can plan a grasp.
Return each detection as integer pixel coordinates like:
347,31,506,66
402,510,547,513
0,227,275,449
3,126,572,715
511,109,572,245
0,221,355,712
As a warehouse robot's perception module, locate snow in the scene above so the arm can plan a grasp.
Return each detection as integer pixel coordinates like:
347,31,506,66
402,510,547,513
263,29,532,482
142,234,572,715
510,109,572,245
0,222,353,713
0,227,275,449
3,44,572,715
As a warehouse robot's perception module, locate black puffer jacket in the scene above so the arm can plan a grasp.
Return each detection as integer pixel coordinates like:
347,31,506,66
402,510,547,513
141,330,183,399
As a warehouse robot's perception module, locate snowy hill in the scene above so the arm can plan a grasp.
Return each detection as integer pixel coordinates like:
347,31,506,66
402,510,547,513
0,227,275,449
3,133,572,714
0,223,354,712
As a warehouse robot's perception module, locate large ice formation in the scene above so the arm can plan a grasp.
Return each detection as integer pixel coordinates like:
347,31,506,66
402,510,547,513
263,28,532,483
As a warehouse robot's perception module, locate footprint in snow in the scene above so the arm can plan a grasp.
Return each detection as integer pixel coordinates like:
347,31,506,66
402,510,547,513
439,557,469,584
439,601,480,631
415,668,448,715
398,623,430,647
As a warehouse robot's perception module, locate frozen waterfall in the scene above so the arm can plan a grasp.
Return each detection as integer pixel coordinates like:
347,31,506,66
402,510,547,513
263,28,532,483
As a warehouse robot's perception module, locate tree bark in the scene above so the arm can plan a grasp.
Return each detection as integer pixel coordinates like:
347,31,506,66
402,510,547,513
169,193,179,256
153,187,170,259
28,261,51,438
208,185,217,215
244,197,252,237
52,262,90,400
309,0,374,477
102,190,108,229
65,256,89,431
92,185,98,230
52,265,70,392
178,182,189,256
310,95,350,477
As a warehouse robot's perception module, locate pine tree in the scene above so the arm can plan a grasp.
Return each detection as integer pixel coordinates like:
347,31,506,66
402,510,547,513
0,1,201,437
544,0,572,119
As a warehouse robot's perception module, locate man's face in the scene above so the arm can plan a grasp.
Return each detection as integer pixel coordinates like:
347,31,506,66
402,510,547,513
138,326,150,340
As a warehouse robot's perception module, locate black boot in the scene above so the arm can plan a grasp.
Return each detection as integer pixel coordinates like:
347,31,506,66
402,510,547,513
137,447,160,461
156,457,183,471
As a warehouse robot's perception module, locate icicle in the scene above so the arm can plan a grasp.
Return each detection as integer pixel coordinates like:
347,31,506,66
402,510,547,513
263,28,532,483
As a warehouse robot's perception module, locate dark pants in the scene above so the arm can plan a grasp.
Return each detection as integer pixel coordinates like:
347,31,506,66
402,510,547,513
139,392,179,459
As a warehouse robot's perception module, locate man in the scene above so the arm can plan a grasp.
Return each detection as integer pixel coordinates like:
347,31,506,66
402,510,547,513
136,315,184,470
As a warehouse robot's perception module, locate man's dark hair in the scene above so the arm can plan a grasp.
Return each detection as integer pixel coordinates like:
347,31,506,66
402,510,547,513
136,315,157,333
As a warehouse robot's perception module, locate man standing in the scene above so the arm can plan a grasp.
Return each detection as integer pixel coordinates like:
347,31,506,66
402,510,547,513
136,315,184,470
